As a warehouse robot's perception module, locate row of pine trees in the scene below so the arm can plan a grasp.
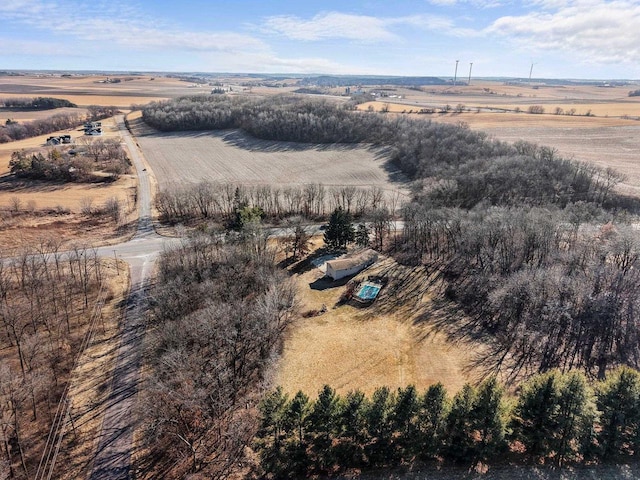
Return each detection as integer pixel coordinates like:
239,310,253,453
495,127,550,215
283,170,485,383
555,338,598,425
255,368,640,477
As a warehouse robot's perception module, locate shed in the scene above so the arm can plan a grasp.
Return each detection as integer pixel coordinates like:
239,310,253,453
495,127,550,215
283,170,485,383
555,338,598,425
325,249,378,281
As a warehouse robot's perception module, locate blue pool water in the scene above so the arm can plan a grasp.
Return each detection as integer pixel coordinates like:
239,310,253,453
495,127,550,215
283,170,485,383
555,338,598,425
356,283,382,301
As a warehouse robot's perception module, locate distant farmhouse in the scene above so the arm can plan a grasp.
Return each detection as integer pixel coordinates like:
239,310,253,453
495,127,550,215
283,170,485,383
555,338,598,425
83,121,102,136
46,134,72,145
325,249,378,281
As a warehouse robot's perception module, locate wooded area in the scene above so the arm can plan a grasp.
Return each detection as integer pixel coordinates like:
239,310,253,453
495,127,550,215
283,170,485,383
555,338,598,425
1,98,77,110
138,234,297,478
0,243,112,479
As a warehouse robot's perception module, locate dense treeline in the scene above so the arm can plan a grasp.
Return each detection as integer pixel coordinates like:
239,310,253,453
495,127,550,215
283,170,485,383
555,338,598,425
0,105,119,143
9,138,130,183
1,97,77,110
140,234,297,478
256,368,640,477
156,181,399,225
413,142,624,209
0,243,108,479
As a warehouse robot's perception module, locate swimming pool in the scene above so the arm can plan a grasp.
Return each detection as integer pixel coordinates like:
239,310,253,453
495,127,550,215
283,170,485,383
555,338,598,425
356,282,382,301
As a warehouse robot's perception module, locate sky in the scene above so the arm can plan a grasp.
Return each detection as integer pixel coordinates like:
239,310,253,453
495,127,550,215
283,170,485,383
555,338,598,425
1,0,639,79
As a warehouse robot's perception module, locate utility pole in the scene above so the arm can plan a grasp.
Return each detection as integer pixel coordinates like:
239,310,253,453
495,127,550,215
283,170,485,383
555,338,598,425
468,62,473,86
453,60,459,86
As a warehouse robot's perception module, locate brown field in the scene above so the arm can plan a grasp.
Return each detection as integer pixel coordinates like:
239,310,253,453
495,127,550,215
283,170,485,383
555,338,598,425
0,106,89,124
276,247,479,396
136,128,408,193
0,74,205,108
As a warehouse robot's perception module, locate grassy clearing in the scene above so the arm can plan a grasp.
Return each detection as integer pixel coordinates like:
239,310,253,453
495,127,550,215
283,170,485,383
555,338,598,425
0,210,137,256
276,244,479,397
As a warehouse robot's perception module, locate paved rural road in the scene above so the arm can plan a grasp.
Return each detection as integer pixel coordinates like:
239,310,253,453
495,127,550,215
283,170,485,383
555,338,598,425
89,116,176,480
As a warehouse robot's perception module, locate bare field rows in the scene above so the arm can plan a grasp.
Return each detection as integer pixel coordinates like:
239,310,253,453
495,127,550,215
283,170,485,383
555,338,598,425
0,106,89,124
137,129,408,192
0,74,211,108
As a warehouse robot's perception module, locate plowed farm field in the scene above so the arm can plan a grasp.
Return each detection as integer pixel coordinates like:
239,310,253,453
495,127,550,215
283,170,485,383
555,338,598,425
136,129,407,191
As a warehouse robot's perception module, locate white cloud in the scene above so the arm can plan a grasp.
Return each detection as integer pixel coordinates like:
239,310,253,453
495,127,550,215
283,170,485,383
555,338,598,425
487,1,640,65
262,11,461,42
0,37,73,56
427,0,506,6
263,12,397,42
0,0,269,54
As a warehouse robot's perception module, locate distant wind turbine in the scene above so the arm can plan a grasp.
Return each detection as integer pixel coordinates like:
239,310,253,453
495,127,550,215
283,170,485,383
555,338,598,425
529,63,536,86
468,62,473,86
453,60,459,86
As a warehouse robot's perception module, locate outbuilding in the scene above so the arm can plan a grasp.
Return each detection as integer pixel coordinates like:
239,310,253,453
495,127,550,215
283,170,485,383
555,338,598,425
325,249,378,281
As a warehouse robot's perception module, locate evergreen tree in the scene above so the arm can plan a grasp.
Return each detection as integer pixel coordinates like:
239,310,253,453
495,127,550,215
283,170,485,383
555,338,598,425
339,389,369,444
444,383,476,462
256,387,289,473
418,382,449,459
335,390,369,467
393,385,420,454
597,367,640,459
284,390,311,446
555,371,595,465
511,371,561,459
257,386,289,449
355,223,371,247
308,385,341,471
324,206,355,250
365,386,396,465
470,377,507,459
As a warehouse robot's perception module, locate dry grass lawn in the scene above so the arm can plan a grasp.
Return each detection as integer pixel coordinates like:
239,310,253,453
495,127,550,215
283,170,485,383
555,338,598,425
276,247,479,397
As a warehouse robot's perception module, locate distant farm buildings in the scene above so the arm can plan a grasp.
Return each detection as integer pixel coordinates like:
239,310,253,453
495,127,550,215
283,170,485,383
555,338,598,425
83,121,102,135
46,134,72,145
325,249,378,281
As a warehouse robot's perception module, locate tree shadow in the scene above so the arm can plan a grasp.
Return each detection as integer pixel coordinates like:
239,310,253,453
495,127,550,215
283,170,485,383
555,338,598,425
289,247,338,275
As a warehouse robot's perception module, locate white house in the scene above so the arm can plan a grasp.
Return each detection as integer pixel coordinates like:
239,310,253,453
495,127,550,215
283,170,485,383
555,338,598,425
325,249,378,281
